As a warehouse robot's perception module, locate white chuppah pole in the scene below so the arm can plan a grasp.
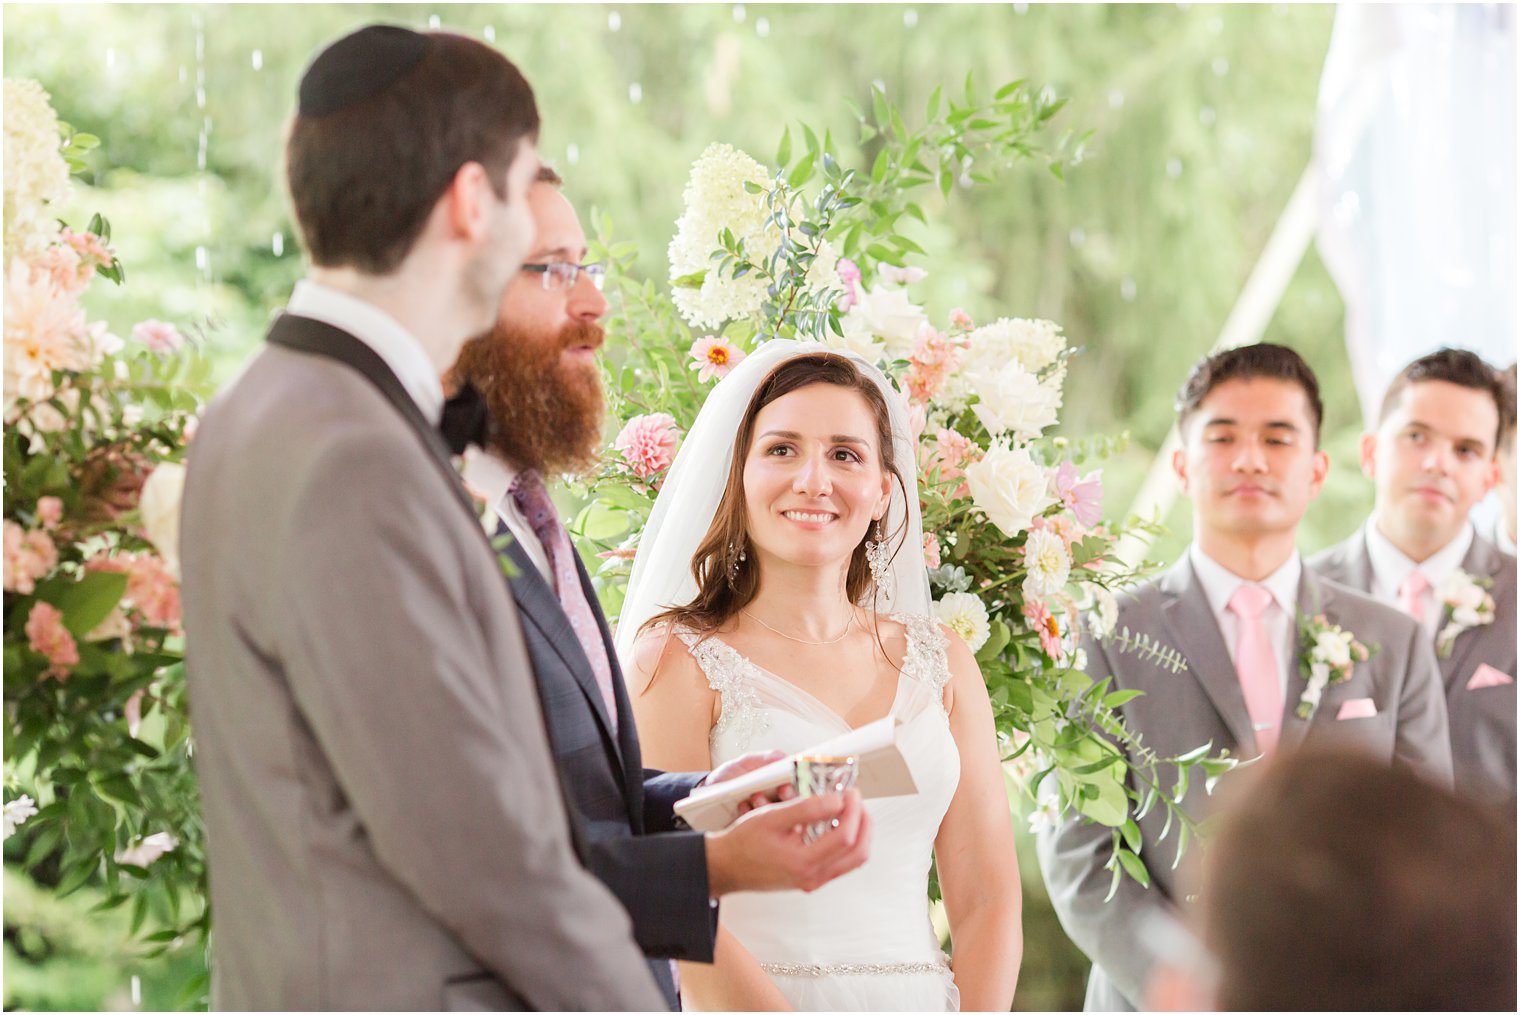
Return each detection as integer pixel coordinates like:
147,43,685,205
1110,162,1320,571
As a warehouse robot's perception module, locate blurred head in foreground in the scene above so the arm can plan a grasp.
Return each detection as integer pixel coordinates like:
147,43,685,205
1170,748,1516,1010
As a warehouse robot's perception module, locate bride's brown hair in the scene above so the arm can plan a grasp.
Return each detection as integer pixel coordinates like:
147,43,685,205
641,352,908,639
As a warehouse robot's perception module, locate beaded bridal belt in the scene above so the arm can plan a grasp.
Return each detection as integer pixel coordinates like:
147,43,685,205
760,959,949,978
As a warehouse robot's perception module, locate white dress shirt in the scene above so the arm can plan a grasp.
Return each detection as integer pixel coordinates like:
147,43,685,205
1365,520,1473,641
460,449,553,583
1189,544,1302,696
286,279,444,425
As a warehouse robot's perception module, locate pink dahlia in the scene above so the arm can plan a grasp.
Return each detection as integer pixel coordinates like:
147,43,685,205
614,412,681,479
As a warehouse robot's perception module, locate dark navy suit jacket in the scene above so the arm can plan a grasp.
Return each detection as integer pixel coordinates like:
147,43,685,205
500,530,715,1009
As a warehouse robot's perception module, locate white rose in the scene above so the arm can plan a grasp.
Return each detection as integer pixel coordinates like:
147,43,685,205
822,324,886,362
2,794,38,839
840,284,929,359
139,462,186,580
965,443,1057,537
1313,629,1353,669
932,591,991,652
968,362,1062,440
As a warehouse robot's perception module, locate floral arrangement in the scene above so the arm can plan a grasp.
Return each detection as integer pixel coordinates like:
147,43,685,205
1435,569,1495,658
578,81,1234,888
3,77,209,982
1294,613,1375,720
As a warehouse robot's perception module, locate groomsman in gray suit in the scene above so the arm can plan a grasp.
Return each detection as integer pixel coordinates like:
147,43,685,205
180,26,664,1010
1310,349,1516,810
1037,344,1453,1012
449,168,873,1010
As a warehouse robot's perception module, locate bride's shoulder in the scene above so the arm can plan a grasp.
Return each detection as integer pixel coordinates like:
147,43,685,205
627,620,723,696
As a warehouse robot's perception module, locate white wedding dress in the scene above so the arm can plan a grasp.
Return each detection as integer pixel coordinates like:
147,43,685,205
675,613,962,1012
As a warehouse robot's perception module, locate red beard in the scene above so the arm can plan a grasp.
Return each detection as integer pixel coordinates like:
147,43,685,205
452,318,606,476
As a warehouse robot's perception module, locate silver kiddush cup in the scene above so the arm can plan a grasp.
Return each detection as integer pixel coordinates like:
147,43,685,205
793,753,859,844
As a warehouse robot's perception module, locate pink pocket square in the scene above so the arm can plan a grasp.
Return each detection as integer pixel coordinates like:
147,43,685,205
1336,698,1378,720
1467,664,1515,690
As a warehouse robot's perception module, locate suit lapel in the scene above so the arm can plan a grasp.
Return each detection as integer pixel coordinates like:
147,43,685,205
265,314,479,523
1343,526,1377,591
501,535,624,766
1444,537,1504,686
572,551,647,823
1159,560,1259,754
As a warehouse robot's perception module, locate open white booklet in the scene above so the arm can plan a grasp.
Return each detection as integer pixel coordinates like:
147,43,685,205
673,715,919,832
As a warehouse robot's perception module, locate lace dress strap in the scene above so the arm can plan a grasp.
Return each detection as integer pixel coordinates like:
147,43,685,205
893,613,953,716
672,625,767,752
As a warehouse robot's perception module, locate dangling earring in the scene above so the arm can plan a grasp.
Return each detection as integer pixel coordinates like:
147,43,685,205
865,519,894,605
727,540,747,588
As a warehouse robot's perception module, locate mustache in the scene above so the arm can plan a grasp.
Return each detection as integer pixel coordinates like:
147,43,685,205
555,319,605,352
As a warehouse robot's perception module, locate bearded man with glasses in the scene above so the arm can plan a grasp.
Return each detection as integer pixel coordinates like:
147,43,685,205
447,166,875,1011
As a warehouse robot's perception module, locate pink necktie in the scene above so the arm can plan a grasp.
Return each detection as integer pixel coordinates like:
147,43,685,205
1228,585,1283,755
1397,571,1430,623
510,470,618,734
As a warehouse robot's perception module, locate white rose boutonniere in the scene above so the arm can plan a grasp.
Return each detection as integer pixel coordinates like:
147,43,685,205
1434,569,1496,658
1295,613,1376,720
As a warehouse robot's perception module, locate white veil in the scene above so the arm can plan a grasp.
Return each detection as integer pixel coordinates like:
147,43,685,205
613,339,931,669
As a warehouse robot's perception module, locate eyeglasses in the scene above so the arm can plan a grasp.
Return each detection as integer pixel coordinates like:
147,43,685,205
520,261,607,291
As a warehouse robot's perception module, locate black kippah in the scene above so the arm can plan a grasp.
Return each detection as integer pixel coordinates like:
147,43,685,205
297,24,430,118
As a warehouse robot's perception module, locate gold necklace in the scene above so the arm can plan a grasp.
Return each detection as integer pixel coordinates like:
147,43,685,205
742,608,856,646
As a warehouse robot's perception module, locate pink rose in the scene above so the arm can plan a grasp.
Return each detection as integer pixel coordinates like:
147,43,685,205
614,413,681,479
131,319,186,354
25,601,79,680
3,521,58,594
36,496,63,530
688,335,746,383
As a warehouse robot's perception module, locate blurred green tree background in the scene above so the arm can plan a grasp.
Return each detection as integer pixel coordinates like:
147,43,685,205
4,4,1354,1009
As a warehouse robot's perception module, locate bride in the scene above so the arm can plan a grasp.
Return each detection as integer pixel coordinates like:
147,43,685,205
617,342,1022,1011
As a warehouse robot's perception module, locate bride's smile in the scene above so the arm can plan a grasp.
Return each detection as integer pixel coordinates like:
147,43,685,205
742,382,891,570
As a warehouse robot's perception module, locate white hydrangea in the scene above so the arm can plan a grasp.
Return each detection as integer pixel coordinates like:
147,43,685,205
1022,527,1072,599
965,317,1066,374
968,361,1062,440
667,143,772,329
932,591,991,652
946,317,1067,406
3,79,70,267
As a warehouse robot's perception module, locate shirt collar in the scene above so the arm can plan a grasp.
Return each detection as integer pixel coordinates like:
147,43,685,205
1189,543,1302,619
286,278,444,424
459,448,521,521
1365,518,1474,592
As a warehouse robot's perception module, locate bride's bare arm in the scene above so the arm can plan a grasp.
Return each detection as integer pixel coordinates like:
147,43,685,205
933,626,1023,1011
628,629,796,1012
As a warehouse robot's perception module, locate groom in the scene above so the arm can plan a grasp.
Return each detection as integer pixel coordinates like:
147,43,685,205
1037,344,1453,1011
180,26,663,1010
1309,349,1516,809
449,167,873,1010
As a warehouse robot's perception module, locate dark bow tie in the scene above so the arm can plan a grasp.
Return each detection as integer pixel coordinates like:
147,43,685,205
439,380,491,455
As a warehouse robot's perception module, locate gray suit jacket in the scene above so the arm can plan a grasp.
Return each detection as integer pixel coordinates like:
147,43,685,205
1036,558,1453,1011
1310,525,1517,809
181,315,664,1011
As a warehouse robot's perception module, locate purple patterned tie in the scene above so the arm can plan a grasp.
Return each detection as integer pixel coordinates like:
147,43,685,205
509,470,618,734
